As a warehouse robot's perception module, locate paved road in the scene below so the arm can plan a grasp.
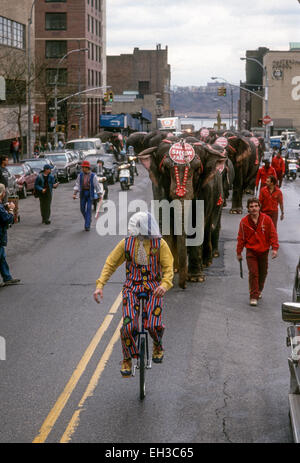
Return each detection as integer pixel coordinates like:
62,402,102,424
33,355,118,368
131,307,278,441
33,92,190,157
0,168,299,443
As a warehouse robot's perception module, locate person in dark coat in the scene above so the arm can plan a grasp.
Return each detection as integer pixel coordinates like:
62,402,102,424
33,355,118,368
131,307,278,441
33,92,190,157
34,164,59,224
0,183,20,286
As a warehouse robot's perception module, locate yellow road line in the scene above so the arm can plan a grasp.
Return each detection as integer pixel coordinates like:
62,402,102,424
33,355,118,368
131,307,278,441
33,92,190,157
32,291,122,444
60,317,123,443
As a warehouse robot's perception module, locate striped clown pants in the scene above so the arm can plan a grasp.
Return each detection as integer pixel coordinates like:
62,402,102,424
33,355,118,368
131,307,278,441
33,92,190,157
120,286,165,359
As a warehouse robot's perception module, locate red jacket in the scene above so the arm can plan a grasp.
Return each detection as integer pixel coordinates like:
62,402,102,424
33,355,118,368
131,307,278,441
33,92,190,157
259,185,283,213
255,166,277,187
272,156,285,174
237,212,279,255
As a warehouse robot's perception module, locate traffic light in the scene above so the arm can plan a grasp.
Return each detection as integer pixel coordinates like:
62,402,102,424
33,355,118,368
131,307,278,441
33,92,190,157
56,124,65,132
108,91,114,103
71,123,78,131
104,92,109,102
218,87,226,96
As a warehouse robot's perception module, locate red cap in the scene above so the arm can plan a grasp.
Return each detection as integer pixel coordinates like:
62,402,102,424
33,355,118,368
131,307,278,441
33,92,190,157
81,160,91,168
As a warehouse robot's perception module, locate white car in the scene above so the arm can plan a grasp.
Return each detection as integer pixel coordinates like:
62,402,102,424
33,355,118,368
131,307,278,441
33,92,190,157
65,138,105,159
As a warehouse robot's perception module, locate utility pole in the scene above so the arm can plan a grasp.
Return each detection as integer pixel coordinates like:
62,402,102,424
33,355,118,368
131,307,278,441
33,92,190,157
27,0,38,157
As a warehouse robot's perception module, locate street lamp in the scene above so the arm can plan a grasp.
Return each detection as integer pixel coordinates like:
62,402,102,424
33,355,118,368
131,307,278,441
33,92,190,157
27,0,38,157
53,47,88,146
240,57,270,149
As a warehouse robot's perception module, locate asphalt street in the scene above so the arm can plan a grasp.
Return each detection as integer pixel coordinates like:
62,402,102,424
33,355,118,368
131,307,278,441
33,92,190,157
0,167,299,443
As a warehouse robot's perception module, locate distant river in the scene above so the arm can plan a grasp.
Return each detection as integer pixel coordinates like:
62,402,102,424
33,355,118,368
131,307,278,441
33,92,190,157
180,117,238,131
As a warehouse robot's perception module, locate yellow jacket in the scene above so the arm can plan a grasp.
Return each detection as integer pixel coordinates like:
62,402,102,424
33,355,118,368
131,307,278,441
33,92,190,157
96,238,174,291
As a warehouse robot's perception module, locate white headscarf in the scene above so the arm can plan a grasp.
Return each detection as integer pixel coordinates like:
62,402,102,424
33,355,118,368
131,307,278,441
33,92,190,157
128,212,161,238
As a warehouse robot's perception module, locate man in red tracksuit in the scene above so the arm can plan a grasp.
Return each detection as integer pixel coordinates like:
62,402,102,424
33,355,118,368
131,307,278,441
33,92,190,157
255,159,277,190
259,175,284,229
271,151,285,187
236,197,279,306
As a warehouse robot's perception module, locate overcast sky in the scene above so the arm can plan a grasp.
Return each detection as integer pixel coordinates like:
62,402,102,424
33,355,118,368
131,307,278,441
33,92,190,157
107,0,300,87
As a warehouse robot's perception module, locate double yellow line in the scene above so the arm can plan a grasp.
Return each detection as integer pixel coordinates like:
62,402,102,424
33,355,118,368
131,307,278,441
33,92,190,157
33,292,123,443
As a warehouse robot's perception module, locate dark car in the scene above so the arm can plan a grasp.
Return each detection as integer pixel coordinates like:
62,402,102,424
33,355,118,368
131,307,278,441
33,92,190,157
6,164,38,198
21,158,58,181
84,153,118,184
293,257,300,302
39,152,77,181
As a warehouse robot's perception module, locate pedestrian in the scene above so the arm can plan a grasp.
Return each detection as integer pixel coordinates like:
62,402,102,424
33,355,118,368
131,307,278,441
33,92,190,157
10,137,20,163
255,159,277,191
236,197,279,306
0,155,9,204
271,150,285,187
96,159,108,199
259,175,284,229
0,183,20,287
93,212,174,376
73,160,102,231
34,164,59,225
58,140,64,150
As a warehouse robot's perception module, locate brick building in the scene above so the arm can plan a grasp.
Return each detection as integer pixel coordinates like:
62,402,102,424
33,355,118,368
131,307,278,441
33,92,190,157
106,44,171,129
0,0,34,155
34,0,106,143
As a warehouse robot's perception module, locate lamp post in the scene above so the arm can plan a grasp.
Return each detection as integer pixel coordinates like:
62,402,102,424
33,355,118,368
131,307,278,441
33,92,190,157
27,0,38,157
53,48,88,147
240,57,270,149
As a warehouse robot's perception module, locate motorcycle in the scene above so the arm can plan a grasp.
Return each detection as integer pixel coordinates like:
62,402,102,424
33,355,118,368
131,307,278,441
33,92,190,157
93,176,107,214
286,159,299,181
118,162,133,191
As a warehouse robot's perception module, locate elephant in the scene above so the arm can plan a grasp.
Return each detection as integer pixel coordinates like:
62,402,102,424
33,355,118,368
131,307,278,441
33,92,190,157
138,138,228,288
224,135,257,214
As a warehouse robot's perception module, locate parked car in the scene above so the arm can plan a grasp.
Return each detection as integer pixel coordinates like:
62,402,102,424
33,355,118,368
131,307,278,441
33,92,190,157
84,153,118,184
6,164,38,198
66,150,84,172
65,138,105,158
21,158,58,181
38,152,77,181
6,169,18,197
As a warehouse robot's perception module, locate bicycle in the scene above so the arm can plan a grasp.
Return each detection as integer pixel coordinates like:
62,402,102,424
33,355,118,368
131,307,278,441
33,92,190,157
131,292,152,400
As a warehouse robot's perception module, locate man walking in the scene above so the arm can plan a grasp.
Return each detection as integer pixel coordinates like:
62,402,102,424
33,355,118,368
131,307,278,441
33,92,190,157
271,150,285,187
236,197,279,306
0,155,9,204
255,159,277,191
259,175,284,229
73,160,102,231
34,164,59,224
0,183,20,286
10,137,20,163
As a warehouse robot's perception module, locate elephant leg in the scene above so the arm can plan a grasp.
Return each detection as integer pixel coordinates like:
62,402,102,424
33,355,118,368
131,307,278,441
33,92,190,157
177,234,187,289
230,187,243,214
164,234,178,272
212,225,220,259
202,224,213,267
187,245,205,282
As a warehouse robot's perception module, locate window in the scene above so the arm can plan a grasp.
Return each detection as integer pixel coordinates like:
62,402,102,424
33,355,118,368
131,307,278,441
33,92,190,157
0,16,25,49
45,13,67,30
45,40,67,58
139,81,150,95
91,17,94,34
88,15,90,32
46,68,67,86
91,43,94,61
45,0,66,2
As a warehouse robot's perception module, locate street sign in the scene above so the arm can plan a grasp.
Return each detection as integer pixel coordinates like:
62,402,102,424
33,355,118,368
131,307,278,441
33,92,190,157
263,115,272,125
49,107,60,111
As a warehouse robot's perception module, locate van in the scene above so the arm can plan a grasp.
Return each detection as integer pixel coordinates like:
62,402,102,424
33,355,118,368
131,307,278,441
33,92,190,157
65,138,105,158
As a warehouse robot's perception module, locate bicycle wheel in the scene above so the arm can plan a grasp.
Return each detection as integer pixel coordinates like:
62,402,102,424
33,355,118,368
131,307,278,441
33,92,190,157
139,337,146,400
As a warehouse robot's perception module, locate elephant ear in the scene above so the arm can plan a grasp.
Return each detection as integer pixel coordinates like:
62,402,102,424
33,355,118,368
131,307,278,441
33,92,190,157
137,147,157,171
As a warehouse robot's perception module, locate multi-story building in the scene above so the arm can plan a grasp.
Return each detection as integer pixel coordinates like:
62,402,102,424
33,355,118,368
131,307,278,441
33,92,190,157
34,0,106,142
106,44,171,129
0,0,33,155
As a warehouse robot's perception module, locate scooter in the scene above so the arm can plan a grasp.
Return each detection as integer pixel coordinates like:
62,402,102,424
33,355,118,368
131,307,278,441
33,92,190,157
128,155,138,185
286,159,299,181
118,162,132,190
93,176,107,213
